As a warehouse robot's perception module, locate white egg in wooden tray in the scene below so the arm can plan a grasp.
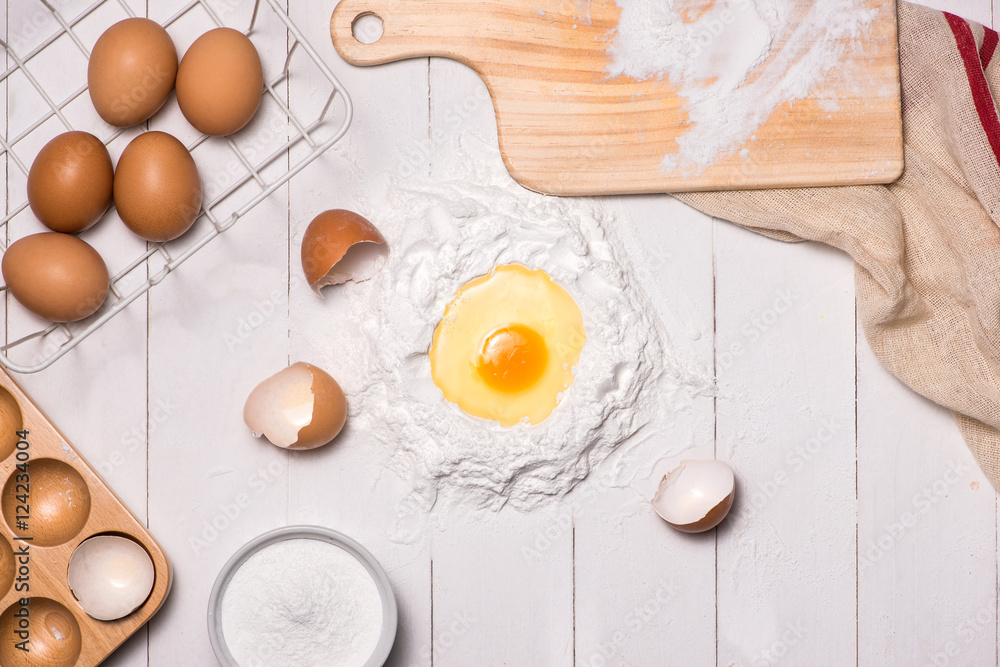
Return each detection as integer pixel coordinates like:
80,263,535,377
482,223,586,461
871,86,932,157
0,367,170,666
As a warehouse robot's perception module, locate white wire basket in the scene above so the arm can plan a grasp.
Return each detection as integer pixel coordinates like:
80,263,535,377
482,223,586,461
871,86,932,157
0,0,353,373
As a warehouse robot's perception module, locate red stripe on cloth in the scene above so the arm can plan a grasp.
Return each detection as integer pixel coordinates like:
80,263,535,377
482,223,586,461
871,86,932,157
981,27,999,69
945,12,1000,166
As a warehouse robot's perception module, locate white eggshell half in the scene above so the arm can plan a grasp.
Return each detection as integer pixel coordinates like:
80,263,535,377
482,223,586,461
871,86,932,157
68,535,155,621
652,460,736,532
243,364,316,448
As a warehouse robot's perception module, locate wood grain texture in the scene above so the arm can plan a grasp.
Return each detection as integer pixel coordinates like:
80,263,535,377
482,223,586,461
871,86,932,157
330,0,904,194
0,369,170,667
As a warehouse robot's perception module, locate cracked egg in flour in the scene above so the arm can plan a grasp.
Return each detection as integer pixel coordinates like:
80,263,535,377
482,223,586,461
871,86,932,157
430,264,586,427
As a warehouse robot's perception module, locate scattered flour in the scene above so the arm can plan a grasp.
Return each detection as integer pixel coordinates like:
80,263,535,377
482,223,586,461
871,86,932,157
336,138,713,535
221,538,383,667
605,0,880,175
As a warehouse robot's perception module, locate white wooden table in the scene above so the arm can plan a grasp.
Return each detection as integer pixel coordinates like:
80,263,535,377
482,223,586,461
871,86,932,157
5,0,1000,664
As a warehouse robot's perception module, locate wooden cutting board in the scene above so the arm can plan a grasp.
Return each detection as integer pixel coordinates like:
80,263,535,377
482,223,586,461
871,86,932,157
331,0,903,195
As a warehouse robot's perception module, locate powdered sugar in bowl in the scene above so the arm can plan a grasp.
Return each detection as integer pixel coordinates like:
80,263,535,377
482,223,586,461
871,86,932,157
207,526,398,666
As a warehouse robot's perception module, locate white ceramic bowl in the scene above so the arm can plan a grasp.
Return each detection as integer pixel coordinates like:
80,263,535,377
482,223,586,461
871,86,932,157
207,525,398,666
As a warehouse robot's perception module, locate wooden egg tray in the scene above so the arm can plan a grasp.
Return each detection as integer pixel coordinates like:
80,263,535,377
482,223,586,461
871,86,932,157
0,368,170,666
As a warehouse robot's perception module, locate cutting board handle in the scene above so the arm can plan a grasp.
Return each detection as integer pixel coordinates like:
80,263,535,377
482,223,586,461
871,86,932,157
331,0,476,67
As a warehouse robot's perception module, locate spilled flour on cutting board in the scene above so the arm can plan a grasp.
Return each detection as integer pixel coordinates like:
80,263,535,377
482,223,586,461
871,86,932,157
335,138,712,537
605,0,879,176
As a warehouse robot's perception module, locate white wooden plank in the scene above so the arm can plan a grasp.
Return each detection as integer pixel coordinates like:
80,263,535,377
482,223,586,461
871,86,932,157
857,337,997,665
714,227,858,664
572,197,718,667
146,1,292,664
423,57,574,666
286,2,433,666
434,511,574,666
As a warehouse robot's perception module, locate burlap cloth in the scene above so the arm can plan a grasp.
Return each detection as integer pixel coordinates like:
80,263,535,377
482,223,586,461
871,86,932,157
676,2,1000,490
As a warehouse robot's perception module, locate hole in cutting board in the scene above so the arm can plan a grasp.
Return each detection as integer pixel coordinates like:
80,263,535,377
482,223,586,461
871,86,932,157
352,13,384,44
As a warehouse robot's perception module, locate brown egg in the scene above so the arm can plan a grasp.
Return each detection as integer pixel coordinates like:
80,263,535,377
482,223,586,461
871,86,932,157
2,233,110,323
27,131,113,233
114,131,202,242
88,18,178,127
176,28,264,136
301,210,388,296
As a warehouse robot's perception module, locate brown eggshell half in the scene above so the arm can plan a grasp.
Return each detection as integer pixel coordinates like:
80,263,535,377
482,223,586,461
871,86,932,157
27,131,114,234
293,364,348,450
301,209,388,297
87,18,178,127
1,233,110,323
244,362,348,451
114,131,202,242
665,490,735,534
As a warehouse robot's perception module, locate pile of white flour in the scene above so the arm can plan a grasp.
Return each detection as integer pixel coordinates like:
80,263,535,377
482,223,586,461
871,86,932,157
605,0,879,175
335,139,712,532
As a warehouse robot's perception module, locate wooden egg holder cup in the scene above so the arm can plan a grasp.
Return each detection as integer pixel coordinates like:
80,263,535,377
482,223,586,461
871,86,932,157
0,368,169,666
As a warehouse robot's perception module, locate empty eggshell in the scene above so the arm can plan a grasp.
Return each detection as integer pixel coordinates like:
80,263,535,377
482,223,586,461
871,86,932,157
652,460,735,533
244,362,347,450
68,535,155,621
27,131,114,233
301,209,388,296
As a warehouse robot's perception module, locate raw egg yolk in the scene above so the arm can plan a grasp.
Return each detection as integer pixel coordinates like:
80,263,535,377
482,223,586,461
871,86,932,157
475,324,548,393
429,264,586,427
